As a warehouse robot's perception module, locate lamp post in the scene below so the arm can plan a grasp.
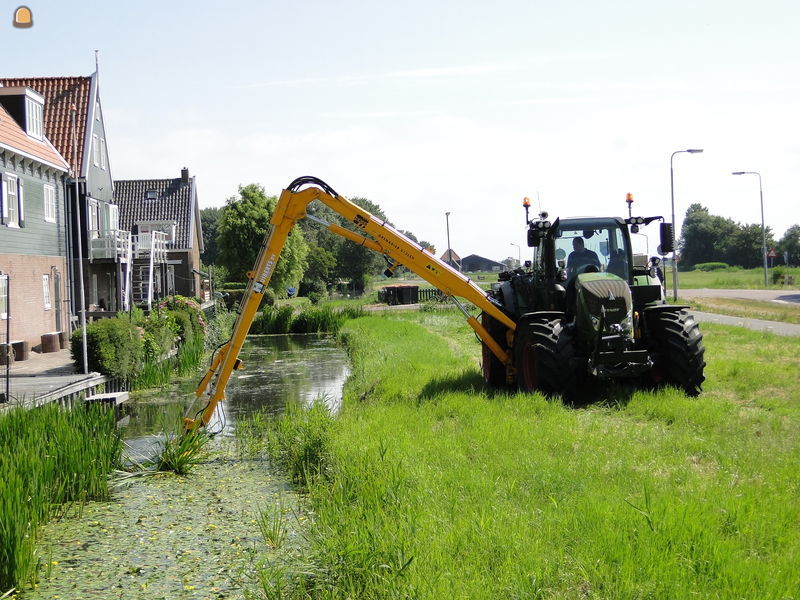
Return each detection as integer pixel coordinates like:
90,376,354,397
510,242,521,267
732,171,768,287
670,148,704,301
445,211,453,269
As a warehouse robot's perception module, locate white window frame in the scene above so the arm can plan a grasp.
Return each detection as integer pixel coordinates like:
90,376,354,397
25,97,43,140
88,199,100,238
100,138,107,170
92,135,100,167
0,275,8,319
5,174,19,227
44,184,56,223
42,274,52,310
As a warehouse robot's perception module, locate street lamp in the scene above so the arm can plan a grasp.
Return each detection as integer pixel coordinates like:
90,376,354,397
732,171,768,287
670,148,704,301
445,211,453,269
510,242,521,267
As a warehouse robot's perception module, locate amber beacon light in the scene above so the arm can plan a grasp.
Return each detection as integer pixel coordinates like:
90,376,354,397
13,6,33,28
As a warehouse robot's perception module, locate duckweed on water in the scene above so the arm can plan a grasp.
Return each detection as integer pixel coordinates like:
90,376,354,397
0,404,122,594
25,438,308,600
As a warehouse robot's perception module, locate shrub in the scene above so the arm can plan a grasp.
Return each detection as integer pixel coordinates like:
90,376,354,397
70,317,145,381
158,295,206,340
141,311,178,360
165,308,194,343
692,262,730,272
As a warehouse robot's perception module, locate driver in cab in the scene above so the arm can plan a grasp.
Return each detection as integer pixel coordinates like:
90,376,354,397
567,236,600,278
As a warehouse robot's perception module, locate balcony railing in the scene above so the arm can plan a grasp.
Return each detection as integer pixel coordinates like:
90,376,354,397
133,231,168,264
89,229,131,262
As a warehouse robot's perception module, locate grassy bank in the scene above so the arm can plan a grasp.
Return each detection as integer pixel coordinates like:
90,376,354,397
683,296,800,325
0,404,122,593
259,310,799,598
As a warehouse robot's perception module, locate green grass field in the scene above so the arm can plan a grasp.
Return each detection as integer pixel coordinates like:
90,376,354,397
254,309,800,598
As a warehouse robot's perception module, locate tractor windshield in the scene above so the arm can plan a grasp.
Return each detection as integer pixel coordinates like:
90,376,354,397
555,221,629,282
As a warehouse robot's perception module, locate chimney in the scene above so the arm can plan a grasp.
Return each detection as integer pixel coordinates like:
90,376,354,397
181,167,189,184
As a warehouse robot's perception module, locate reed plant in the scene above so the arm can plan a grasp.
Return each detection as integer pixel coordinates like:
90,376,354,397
154,429,211,475
257,499,288,549
0,404,121,593
290,306,343,334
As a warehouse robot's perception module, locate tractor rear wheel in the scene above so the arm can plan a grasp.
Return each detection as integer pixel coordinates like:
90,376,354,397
515,318,574,397
650,310,706,396
481,313,508,388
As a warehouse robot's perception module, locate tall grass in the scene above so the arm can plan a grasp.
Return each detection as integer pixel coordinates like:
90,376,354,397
131,336,205,390
249,304,364,335
258,313,800,598
0,404,122,593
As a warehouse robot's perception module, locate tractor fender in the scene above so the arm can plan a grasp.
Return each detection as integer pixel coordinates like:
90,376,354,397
517,311,566,326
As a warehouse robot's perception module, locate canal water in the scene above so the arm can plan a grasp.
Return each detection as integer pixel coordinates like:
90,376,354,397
27,334,349,600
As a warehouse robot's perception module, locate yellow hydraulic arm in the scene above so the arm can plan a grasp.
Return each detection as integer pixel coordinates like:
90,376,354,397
185,176,517,431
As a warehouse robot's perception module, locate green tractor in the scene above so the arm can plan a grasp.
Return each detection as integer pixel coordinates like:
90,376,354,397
482,208,705,398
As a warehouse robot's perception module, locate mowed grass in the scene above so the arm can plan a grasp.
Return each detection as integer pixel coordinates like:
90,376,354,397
667,265,800,289
258,309,800,598
684,296,800,325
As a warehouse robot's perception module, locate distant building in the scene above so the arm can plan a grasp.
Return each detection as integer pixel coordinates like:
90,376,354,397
461,254,505,272
439,249,462,270
114,168,204,302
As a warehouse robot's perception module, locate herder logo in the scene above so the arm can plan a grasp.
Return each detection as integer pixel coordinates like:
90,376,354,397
353,214,368,229
607,290,616,301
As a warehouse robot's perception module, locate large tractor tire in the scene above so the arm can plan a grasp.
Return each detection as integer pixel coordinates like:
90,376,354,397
650,310,706,396
515,318,575,398
481,313,508,388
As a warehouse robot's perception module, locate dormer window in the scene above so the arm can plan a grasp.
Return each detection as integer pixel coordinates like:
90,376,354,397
145,190,158,201
25,96,43,140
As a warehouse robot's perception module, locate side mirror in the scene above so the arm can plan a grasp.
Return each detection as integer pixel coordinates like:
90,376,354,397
660,223,674,254
527,228,541,247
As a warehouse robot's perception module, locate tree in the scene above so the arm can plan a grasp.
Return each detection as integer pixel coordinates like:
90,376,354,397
679,204,737,267
778,225,800,266
333,197,390,291
200,207,222,265
300,244,337,297
217,184,309,296
725,223,775,269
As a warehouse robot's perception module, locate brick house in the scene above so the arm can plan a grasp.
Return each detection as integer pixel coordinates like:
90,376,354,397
0,86,70,352
114,168,204,304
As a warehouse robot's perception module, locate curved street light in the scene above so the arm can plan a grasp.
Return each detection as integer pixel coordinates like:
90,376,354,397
510,242,520,266
670,148,704,301
732,171,768,287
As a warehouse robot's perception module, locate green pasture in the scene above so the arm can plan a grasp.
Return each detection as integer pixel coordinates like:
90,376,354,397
255,309,799,598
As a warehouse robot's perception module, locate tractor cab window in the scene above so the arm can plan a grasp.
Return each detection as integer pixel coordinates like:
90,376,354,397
556,224,628,282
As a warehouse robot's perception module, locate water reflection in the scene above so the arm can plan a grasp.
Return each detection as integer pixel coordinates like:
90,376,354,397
122,334,349,452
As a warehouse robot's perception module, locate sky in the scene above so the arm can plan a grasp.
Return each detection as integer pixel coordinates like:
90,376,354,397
3,0,799,262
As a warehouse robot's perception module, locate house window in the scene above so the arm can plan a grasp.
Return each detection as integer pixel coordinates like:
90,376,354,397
2,174,20,227
25,97,43,140
93,135,100,167
42,274,51,310
44,184,56,222
100,138,107,169
0,275,8,319
88,199,100,238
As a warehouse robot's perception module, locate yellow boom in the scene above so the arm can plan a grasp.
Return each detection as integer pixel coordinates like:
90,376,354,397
185,177,516,431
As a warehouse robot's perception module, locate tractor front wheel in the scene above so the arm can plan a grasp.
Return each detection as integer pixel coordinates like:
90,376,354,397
650,310,706,396
515,318,574,397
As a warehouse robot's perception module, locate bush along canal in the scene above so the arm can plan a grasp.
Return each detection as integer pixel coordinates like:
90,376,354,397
5,333,349,600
